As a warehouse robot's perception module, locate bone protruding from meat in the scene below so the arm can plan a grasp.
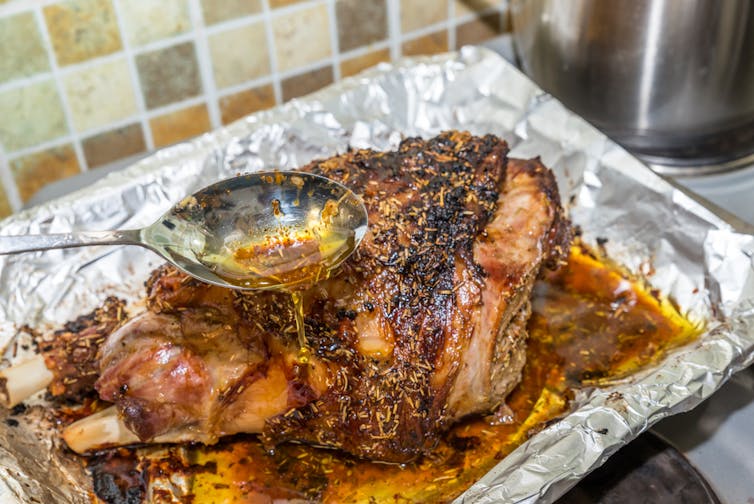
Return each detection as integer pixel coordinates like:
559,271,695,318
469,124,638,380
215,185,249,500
63,406,138,453
62,406,200,454
55,133,571,463
0,355,54,407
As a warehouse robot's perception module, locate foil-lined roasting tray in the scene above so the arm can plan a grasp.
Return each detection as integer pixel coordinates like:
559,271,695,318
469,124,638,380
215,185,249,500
0,47,753,503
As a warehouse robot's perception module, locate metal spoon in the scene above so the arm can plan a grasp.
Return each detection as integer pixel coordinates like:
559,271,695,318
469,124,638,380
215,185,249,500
0,172,369,290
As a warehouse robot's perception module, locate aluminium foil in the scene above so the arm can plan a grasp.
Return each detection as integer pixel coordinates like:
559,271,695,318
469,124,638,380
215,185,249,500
0,47,752,503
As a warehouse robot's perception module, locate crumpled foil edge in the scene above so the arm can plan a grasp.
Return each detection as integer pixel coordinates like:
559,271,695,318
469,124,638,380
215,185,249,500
0,47,752,503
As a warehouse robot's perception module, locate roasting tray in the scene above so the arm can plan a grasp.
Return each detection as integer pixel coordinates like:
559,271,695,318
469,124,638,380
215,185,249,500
0,47,753,503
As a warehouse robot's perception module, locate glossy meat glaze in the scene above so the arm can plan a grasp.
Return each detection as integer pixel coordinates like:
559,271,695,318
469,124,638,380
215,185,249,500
66,132,570,463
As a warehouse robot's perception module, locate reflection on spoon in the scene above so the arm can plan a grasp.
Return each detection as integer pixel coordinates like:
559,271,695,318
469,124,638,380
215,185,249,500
0,171,369,291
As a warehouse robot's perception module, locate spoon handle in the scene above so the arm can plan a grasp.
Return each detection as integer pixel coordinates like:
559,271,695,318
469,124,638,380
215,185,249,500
0,229,143,255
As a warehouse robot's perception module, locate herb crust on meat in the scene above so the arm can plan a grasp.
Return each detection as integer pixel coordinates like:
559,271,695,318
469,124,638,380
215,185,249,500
52,131,571,463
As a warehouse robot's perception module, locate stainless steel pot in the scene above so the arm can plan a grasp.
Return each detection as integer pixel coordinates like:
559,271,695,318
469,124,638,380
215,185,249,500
511,0,754,174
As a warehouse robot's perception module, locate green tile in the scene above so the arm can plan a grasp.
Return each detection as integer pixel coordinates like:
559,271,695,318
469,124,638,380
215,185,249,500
44,0,123,66
0,12,50,84
119,0,192,47
136,42,202,109
200,0,262,25
0,80,68,152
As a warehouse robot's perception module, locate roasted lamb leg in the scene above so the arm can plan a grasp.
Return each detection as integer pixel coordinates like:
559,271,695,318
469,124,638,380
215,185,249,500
0,297,126,408
63,132,571,463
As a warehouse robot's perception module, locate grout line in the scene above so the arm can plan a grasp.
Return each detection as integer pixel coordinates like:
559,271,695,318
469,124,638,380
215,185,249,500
142,93,211,121
5,135,86,162
33,6,89,172
0,3,325,98
261,0,283,105
56,50,139,78
387,0,402,60
0,72,55,95
123,31,196,58
0,1,501,99
187,0,222,129
0,146,22,212
0,0,317,17
454,4,507,24
0,0,49,18
400,19,458,44
216,75,276,99
447,0,455,50
75,116,155,142
399,21,447,44
111,0,154,151
0,0,511,213
260,0,322,18
337,39,392,65
276,56,341,82
326,0,341,81
5,93,209,163
203,11,267,36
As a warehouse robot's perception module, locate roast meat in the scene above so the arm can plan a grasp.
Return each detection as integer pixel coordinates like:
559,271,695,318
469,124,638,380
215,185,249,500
85,132,570,463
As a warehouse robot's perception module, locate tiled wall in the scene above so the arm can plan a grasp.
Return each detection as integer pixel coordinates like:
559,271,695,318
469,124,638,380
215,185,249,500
0,0,509,218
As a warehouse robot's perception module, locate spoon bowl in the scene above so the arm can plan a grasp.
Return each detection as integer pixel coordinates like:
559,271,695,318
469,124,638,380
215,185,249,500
0,172,369,290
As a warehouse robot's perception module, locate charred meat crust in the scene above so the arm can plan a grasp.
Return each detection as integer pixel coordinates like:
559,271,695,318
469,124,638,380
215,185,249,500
261,136,571,462
40,296,127,401
54,132,570,465
261,132,512,461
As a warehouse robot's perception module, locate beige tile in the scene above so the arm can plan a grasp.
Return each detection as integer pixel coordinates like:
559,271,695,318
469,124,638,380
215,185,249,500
456,12,503,47
340,48,390,77
118,0,191,47
63,57,137,132
208,21,270,89
136,42,202,109
402,30,448,56
43,0,123,66
269,0,307,8
219,84,276,125
281,65,333,101
0,12,50,84
10,144,81,203
0,180,12,219
273,3,332,72
0,80,68,153
455,0,499,17
200,0,262,25
82,123,146,168
401,0,448,33
150,103,211,147
336,0,387,52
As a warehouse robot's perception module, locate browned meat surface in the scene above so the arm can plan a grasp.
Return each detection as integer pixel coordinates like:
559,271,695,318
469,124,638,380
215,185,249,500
40,296,126,401
92,132,570,463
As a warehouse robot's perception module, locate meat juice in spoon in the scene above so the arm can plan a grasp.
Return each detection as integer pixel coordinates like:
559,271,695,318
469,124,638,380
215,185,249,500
185,172,368,360
0,171,368,360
